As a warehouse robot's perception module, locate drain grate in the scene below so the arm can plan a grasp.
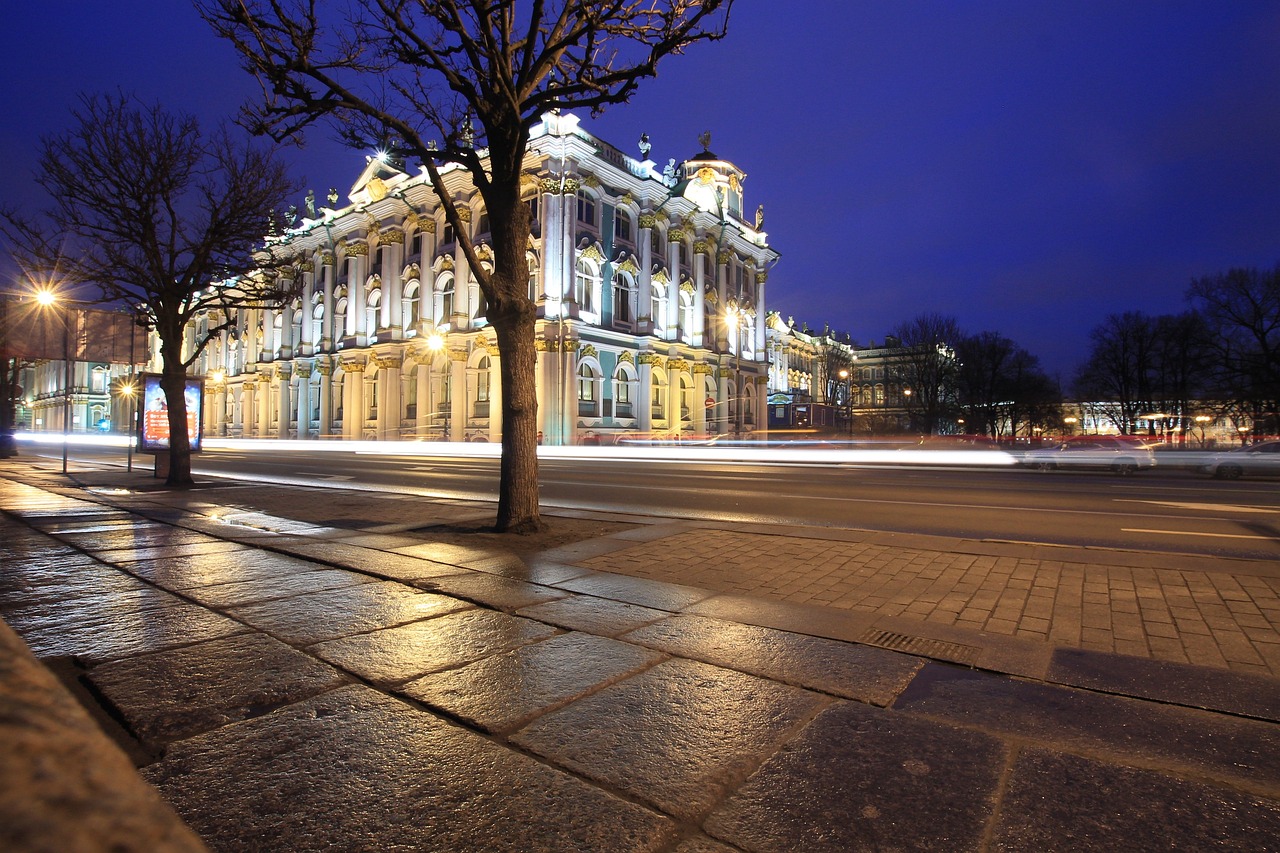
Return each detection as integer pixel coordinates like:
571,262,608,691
857,629,982,666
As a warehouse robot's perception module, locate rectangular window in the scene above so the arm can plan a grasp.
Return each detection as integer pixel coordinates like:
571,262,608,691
614,214,631,243
477,213,490,235
441,223,455,245
577,194,595,226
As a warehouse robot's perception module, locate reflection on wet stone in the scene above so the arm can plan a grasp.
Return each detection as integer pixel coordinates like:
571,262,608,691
512,658,828,820
622,614,924,705
144,685,674,852
229,581,470,645
705,701,1005,853
516,594,670,637
310,608,556,685
401,632,664,732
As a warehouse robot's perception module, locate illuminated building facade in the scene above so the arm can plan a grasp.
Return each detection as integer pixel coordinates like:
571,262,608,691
186,113,777,445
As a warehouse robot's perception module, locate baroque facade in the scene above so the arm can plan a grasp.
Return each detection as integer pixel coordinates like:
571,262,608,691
188,113,777,445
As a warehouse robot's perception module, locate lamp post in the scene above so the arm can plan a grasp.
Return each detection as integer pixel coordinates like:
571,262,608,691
838,368,851,437
35,288,74,474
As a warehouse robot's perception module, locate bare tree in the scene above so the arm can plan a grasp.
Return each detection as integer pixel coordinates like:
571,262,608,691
1,93,298,484
198,0,733,532
954,331,1058,439
889,313,962,435
1188,265,1280,437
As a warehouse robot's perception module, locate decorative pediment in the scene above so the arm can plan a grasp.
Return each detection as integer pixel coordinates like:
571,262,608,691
578,243,605,262
617,351,635,365
652,269,671,285
579,344,599,359
615,255,640,275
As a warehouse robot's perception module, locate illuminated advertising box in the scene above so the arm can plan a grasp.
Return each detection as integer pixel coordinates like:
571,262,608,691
138,373,204,453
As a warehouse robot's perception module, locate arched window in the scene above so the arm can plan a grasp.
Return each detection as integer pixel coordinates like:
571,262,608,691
612,366,635,418
650,282,665,335
311,298,324,348
612,272,634,327
402,280,420,332
577,363,599,417
574,258,599,315
527,254,539,302
874,383,885,406
679,288,694,343
650,371,666,420
365,287,381,336
474,354,491,418
436,274,455,326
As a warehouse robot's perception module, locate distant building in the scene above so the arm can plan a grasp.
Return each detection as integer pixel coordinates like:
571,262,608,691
179,112,777,445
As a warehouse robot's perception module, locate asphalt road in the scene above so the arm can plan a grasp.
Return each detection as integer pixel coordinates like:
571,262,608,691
34,440,1280,562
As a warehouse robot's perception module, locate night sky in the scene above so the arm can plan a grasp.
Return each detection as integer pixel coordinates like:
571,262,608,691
3,2,1278,380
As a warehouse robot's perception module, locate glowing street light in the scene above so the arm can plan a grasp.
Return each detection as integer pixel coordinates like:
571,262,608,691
33,287,73,474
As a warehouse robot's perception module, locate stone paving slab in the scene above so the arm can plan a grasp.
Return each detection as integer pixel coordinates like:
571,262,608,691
143,685,676,853
896,662,1280,797
309,608,556,685
416,572,571,611
226,581,469,645
1048,646,1280,722
515,593,670,637
88,632,352,746
704,700,1006,853
621,613,925,706
400,631,664,733
512,658,830,821
175,567,376,609
991,747,1280,851
15,602,251,665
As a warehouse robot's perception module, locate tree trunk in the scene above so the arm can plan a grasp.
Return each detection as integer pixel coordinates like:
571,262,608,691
485,136,541,533
159,332,194,486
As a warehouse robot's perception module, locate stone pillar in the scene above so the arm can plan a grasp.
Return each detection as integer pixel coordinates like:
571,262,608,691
755,270,768,360
344,242,368,340
541,178,563,314
320,251,336,351
299,259,317,355
262,306,277,362
693,364,712,436
241,377,256,437
693,240,708,348
718,365,733,434
486,343,503,443
317,358,334,438
295,362,312,439
665,228,684,341
374,354,402,441
716,250,731,350
452,207,472,328
258,369,272,438
637,354,657,434
276,364,292,440
380,229,404,336
638,213,655,335
667,359,685,436
448,348,467,442
415,354,431,438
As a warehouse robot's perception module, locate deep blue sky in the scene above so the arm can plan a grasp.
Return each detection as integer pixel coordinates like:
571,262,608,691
3,2,1278,380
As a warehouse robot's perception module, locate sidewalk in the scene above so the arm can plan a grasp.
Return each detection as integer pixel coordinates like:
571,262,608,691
1,457,1278,851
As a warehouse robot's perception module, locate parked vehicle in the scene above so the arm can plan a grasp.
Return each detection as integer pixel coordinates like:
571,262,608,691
1198,440,1280,479
1021,436,1156,475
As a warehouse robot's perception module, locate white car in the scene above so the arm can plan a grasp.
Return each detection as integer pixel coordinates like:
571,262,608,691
1198,440,1280,479
1022,438,1157,475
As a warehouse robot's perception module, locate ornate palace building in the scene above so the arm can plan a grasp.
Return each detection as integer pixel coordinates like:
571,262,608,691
188,112,777,445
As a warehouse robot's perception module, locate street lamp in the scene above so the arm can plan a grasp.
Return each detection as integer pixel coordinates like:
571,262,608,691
35,288,74,474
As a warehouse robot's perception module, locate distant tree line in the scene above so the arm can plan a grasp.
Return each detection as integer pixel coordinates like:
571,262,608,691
859,263,1279,440
1073,265,1280,439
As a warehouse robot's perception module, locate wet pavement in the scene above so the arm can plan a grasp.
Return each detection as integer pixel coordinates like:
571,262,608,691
2,457,1279,851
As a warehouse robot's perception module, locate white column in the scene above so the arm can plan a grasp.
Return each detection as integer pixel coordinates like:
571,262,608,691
317,360,334,437
381,232,403,335
448,351,466,442
637,356,654,433
638,214,654,334
295,366,311,439
277,365,292,440
320,251,336,350
693,241,707,348
300,260,317,354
